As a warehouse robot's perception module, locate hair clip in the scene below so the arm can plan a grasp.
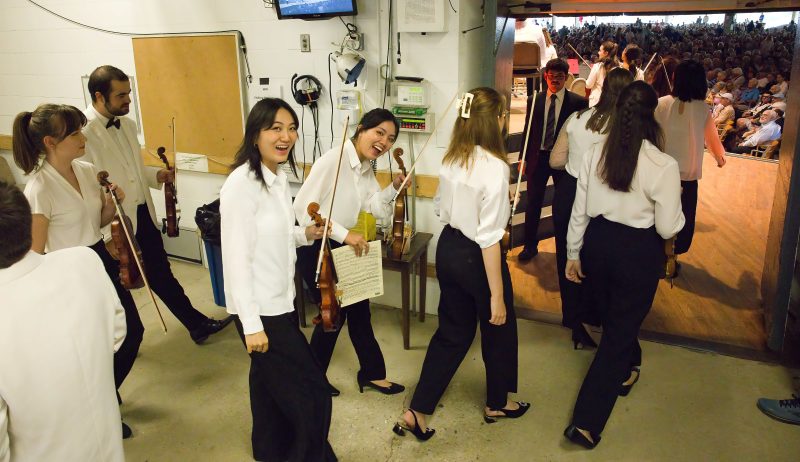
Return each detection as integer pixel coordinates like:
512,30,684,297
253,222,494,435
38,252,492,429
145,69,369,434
458,92,475,119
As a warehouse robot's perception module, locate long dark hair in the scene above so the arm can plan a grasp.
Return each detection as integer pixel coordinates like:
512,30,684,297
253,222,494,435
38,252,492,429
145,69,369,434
599,81,663,192
12,104,87,174
581,67,633,133
672,59,708,102
600,40,620,73
231,98,299,187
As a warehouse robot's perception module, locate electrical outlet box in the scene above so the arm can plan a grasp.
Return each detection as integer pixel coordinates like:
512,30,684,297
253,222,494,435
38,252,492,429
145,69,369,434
345,33,364,51
300,34,310,52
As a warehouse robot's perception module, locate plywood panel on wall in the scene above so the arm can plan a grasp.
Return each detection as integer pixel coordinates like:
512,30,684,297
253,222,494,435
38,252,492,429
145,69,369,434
132,34,244,175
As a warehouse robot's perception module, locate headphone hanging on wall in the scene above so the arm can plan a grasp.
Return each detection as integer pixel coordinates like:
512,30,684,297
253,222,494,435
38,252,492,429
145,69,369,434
291,74,322,108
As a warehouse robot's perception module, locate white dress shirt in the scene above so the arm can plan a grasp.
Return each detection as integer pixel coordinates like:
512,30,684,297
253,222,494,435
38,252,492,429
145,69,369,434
541,87,566,150
586,63,610,107
294,139,396,244
557,109,608,178
220,164,311,335
0,248,126,462
24,160,104,252
514,22,548,67
83,106,159,236
567,140,685,260
741,120,782,147
655,96,724,181
434,147,510,249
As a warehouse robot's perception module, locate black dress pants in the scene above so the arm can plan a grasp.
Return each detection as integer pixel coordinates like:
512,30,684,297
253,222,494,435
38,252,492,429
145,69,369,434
233,313,337,462
89,240,143,389
296,240,387,382
675,181,698,255
524,150,563,250
410,226,518,414
552,173,597,328
135,205,207,331
571,217,663,435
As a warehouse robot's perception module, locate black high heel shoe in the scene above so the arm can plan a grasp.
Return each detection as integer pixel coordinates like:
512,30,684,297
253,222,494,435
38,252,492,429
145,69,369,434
572,325,598,350
564,424,600,449
358,377,405,395
483,401,531,423
392,410,435,441
619,367,640,397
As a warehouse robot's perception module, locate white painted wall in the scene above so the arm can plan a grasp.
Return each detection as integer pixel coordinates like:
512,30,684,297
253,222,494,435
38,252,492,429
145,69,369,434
0,0,490,313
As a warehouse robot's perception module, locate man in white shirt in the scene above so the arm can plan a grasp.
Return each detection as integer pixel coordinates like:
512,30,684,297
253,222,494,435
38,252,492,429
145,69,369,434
0,181,127,461
82,65,232,344
712,93,735,127
731,110,782,153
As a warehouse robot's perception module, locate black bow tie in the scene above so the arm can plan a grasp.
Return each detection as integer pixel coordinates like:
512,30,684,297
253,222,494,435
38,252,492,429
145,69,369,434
106,117,121,129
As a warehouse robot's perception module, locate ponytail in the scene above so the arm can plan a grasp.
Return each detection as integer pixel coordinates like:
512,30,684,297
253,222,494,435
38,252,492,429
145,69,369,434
12,112,39,174
601,40,620,73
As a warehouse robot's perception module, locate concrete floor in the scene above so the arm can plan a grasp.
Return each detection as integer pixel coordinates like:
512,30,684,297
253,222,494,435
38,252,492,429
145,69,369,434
122,260,800,461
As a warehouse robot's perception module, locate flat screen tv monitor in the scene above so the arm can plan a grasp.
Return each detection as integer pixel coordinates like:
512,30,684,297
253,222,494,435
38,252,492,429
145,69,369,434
275,0,358,20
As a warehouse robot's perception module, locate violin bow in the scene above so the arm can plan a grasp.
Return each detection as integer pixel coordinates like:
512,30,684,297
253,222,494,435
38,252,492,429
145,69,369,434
171,117,181,225
567,43,592,69
642,52,657,75
315,115,350,284
390,93,459,203
99,172,168,333
509,90,539,251
659,55,673,93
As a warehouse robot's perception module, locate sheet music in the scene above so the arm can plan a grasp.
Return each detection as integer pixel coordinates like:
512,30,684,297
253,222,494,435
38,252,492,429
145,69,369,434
330,240,384,307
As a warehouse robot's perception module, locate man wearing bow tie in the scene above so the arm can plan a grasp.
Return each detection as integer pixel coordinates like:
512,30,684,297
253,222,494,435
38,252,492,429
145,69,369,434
82,65,232,347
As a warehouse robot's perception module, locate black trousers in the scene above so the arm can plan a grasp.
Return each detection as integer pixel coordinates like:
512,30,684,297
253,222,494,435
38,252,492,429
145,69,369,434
552,173,597,328
571,217,662,435
410,226,518,414
135,205,207,331
89,240,143,389
233,313,336,462
524,150,563,250
296,240,387,382
675,180,698,255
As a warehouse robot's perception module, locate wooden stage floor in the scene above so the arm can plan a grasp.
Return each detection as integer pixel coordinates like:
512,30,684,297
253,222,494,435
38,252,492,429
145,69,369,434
508,103,778,353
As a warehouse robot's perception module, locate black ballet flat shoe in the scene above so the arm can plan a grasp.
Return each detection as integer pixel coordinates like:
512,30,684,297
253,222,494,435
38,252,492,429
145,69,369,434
358,377,405,395
518,247,538,262
392,410,435,441
619,367,641,397
564,424,600,449
572,325,598,350
483,401,531,423
328,383,341,397
121,422,133,440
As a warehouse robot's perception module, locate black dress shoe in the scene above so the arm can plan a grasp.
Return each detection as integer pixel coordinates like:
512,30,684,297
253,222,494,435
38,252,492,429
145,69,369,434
122,422,133,439
328,383,340,397
190,315,235,344
518,247,538,262
564,424,599,449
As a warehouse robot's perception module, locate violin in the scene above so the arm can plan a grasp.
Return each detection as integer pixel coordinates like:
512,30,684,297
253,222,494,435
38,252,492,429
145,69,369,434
308,202,342,332
665,237,677,288
98,171,144,290
389,147,408,260
156,147,181,237
97,171,169,332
